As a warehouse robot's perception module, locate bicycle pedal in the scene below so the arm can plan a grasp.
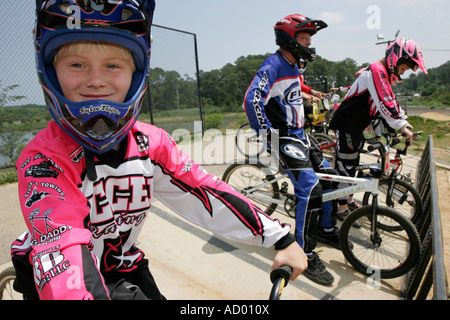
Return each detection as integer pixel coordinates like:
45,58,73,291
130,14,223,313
280,181,289,193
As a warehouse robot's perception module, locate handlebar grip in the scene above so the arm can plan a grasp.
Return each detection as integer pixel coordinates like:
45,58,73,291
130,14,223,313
367,142,383,152
270,265,292,285
401,126,413,138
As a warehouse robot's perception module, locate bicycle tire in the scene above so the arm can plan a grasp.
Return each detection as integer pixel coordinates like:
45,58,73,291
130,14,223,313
235,123,266,158
310,133,335,163
0,267,18,300
311,132,335,147
222,163,279,216
362,178,423,231
339,206,420,279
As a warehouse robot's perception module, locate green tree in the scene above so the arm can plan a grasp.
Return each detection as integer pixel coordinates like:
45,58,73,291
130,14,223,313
0,81,26,166
0,81,25,106
0,131,28,164
148,56,450,116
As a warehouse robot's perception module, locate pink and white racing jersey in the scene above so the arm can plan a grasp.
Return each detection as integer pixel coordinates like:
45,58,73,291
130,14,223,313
12,121,291,299
329,62,408,134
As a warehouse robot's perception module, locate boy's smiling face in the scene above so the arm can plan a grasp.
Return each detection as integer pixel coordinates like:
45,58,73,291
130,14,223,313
54,42,135,104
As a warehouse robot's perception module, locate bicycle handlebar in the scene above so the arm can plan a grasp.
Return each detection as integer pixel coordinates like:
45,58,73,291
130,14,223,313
269,265,292,300
366,131,411,154
397,129,422,155
366,129,421,172
367,141,384,153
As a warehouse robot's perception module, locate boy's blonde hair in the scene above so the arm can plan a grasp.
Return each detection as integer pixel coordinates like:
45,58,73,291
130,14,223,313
53,41,136,71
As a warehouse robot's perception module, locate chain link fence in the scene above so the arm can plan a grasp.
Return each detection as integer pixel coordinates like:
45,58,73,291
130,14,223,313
0,1,203,168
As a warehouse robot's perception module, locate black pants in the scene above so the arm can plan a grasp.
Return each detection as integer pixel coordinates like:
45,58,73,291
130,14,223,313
104,259,165,300
334,129,364,204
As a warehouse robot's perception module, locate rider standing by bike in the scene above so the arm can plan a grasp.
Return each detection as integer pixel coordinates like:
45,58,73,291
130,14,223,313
329,38,428,218
243,14,339,286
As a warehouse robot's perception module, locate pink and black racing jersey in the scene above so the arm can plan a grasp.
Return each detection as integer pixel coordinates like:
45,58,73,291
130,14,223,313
12,121,292,299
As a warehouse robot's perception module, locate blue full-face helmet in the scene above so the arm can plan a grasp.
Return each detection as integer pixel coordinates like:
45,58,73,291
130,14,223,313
35,0,155,153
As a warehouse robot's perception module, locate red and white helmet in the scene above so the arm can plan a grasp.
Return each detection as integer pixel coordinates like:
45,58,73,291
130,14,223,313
274,14,327,62
385,38,427,84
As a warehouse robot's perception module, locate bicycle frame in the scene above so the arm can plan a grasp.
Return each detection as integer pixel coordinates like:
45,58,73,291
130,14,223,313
318,140,336,152
242,134,391,207
240,170,379,206
319,133,417,176
317,173,379,202
238,168,382,244
226,131,421,278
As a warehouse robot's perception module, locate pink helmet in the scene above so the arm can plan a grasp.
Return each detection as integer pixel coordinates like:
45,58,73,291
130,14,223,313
385,38,427,83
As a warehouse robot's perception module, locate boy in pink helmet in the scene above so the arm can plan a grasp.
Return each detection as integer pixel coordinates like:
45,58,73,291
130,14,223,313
329,38,427,217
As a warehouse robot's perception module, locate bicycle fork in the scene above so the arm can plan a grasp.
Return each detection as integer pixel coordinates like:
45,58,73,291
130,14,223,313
370,194,382,248
385,170,398,208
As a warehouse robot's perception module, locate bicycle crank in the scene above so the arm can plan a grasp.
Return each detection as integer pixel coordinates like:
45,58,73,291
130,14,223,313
284,194,297,218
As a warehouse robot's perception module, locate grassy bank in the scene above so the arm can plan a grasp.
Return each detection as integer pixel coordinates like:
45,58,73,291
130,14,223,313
407,116,450,151
1,111,449,186
0,166,17,185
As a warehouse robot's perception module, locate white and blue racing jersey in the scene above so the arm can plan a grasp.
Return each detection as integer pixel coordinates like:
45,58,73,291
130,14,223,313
243,51,305,132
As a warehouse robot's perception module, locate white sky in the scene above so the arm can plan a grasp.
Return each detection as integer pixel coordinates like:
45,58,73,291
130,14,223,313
152,0,449,71
1,0,449,105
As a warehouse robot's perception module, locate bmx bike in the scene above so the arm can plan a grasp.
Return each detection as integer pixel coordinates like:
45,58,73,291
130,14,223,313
222,139,421,279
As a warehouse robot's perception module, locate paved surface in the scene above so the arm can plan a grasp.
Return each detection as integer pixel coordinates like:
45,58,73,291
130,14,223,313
1,131,424,300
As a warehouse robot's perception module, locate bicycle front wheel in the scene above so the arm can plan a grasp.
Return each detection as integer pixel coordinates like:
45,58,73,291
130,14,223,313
0,267,19,300
222,163,279,216
362,178,423,231
339,206,420,279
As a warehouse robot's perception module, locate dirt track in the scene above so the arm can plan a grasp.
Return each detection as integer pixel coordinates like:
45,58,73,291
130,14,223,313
406,106,450,118
0,107,448,299
418,112,450,121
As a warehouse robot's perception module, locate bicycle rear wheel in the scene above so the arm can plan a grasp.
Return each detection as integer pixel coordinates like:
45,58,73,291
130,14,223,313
339,206,420,279
235,123,266,158
222,163,279,216
310,133,335,163
362,178,423,231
